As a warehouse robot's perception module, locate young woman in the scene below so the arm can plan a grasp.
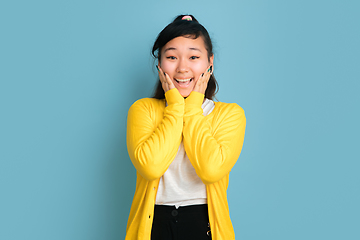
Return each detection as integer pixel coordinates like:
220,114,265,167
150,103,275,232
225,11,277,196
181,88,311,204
125,15,246,240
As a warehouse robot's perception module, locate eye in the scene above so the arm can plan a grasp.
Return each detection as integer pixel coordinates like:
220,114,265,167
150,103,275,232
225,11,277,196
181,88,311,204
166,56,177,60
190,56,199,60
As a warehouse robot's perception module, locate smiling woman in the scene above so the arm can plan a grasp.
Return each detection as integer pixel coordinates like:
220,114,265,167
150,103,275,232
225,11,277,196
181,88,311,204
151,15,217,100
125,15,246,240
158,36,213,97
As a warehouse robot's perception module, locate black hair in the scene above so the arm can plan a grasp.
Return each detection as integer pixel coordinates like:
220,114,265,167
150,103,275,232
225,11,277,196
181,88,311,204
151,14,218,100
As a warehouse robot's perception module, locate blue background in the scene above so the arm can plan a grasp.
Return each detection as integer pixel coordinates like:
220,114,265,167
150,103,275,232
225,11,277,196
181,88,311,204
1,0,359,239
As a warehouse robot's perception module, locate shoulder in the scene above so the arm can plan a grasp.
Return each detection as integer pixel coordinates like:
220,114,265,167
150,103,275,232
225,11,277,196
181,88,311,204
207,101,246,133
209,101,246,128
130,97,165,108
128,97,165,115
213,101,245,117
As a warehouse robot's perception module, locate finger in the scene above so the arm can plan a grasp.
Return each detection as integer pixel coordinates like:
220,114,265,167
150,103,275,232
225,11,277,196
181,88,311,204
158,65,173,87
157,65,169,92
197,66,211,86
206,65,212,78
157,65,166,82
158,66,169,88
204,65,212,84
158,66,173,87
163,73,175,90
158,65,176,92
194,66,211,94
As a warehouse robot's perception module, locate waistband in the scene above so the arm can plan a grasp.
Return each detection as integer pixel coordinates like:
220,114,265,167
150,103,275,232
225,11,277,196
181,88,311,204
154,204,208,214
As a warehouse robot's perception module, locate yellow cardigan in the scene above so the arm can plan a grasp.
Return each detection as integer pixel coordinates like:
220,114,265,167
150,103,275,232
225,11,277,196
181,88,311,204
125,89,246,240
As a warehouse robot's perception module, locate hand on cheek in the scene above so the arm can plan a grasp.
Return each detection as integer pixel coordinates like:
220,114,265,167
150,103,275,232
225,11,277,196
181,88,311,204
193,65,212,95
157,65,175,93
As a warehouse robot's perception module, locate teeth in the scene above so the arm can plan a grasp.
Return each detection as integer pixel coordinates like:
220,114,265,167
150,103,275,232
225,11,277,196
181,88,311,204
175,78,192,82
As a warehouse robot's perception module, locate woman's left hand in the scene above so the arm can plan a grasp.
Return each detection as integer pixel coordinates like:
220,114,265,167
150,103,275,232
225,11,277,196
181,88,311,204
193,65,212,95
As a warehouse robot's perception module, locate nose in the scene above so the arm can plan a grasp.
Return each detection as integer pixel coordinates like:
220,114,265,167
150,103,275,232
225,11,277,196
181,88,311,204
176,58,189,73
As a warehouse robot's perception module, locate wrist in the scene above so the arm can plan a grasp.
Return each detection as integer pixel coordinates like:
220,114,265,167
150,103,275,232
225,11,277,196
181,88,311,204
185,91,204,106
165,88,184,105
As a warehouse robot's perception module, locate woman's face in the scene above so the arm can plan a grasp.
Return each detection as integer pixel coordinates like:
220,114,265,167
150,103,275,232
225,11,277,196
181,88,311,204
160,36,214,98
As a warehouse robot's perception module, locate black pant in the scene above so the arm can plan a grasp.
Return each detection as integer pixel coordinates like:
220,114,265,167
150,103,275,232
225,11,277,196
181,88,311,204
151,204,212,240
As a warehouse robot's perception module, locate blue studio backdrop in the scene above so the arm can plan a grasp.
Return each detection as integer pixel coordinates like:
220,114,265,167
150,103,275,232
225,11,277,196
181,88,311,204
1,0,359,239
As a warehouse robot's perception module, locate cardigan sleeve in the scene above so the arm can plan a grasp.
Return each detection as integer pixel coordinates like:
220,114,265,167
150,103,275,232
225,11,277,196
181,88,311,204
182,91,246,185
126,89,184,181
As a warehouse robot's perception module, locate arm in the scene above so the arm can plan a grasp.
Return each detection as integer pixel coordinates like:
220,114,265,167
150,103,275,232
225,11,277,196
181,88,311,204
126,88,184,181
182,91,246,185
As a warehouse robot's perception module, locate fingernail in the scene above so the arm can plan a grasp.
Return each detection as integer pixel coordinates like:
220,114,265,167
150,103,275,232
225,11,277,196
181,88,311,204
164,72,166,76
156,65,159,72
201,73,204,77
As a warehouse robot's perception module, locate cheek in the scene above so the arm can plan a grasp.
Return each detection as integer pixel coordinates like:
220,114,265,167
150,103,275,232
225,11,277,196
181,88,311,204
193,61,209,76
160,61,175,74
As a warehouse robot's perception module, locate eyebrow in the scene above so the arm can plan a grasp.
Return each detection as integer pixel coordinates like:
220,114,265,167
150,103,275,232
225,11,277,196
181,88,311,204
189,47,202,52
163,47,202,53
163,47,176,53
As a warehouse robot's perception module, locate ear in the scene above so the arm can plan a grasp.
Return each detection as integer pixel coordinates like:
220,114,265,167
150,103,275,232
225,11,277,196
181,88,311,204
209,54,214,67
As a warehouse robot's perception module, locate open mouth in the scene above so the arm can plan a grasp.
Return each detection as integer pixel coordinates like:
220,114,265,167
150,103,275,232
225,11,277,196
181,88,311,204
174,78,193,87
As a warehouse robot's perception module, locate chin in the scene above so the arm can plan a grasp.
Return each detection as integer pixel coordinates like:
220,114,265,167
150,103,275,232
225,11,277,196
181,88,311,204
179,91,191,98
177,87,194,98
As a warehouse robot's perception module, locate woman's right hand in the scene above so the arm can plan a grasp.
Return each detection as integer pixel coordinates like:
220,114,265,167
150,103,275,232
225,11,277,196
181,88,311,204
157,65,175,93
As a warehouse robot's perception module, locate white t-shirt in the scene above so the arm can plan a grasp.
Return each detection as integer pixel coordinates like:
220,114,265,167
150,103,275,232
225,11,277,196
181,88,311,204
155,98,215,208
